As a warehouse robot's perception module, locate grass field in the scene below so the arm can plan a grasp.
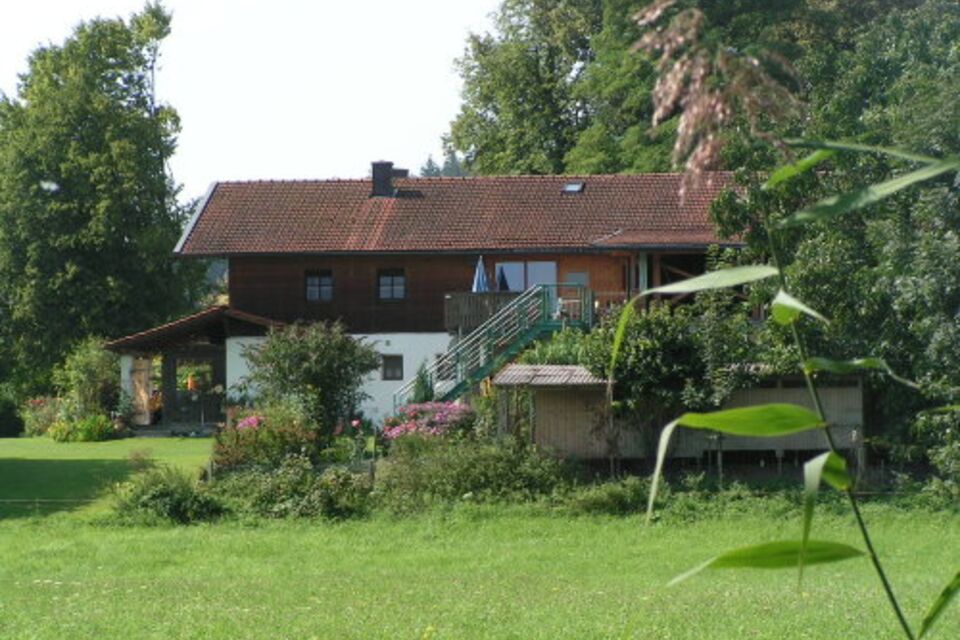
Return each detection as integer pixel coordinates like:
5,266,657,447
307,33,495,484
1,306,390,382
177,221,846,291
0,438,957,639
0,437,212,518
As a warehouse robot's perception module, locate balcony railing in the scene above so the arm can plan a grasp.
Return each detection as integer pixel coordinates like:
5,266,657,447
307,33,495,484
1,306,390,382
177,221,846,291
444,291,520,334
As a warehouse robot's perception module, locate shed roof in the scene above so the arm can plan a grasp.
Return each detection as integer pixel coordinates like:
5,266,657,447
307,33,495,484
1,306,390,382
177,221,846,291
105,306,281,353
176,173,737,256
493,364,605,388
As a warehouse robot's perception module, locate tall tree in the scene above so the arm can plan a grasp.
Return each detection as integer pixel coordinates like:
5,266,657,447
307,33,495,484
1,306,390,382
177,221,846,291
0,3,205,393
419,156,442,177
449,0,603,175
709,0,960,444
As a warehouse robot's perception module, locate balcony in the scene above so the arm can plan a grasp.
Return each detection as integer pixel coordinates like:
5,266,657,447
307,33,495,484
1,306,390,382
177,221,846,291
444,291,520,334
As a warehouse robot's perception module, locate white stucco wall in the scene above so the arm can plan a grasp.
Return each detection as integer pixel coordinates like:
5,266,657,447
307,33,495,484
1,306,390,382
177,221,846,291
226,336,266,400
224,332,451,424
352,332,452,422
119,354,135,398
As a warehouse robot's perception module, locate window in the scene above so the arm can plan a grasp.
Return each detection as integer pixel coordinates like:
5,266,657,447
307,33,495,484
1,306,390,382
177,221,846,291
305,270,333,302
378,269,405,300
382,355,403,381
494,261,558,291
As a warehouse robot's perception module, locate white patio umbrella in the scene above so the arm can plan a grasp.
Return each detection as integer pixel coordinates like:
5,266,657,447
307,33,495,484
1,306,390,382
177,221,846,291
472,256,490,292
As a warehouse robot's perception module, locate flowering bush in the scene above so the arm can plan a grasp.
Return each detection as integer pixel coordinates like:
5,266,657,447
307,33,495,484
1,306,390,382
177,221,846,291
47,413,120,442
213,402,318,471
382,402,475,440
236,414,264,430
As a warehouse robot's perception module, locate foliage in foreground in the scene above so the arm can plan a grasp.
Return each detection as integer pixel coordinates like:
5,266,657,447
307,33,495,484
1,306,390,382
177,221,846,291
375,433,573,514
211,455,372,520
113,465,224,524
626,136,960,637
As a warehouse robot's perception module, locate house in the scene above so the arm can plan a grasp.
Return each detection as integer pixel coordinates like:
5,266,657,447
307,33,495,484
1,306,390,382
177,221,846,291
106,162,738,428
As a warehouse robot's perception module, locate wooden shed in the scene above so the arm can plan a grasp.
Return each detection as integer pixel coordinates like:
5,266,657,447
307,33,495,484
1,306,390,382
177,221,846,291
493,364,863,460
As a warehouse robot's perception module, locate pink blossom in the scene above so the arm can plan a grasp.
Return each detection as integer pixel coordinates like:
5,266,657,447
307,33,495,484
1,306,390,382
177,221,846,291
236,415,263,430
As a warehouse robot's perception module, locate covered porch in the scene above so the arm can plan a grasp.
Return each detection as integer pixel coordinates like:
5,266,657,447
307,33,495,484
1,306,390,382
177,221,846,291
105,306,280,432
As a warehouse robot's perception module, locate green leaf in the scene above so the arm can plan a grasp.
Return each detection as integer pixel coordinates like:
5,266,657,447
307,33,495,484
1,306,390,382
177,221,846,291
784,138,942,164
919,570,960,638
676,404,824,437
669,540,864,586
645,420,677,525
801,452,851,582
804,356,919,389
642,265,778,296
763,149,836,190
608,299,636,379
927,404,960,414
771,289,829,325
780,160,960,228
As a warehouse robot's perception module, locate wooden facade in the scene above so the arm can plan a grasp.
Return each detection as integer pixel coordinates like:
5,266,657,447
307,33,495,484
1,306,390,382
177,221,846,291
508,375,863,460
230,255,475,332
229,250,707,335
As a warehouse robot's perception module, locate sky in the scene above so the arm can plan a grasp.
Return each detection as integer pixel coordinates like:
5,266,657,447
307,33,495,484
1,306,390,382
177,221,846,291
0,0,502,202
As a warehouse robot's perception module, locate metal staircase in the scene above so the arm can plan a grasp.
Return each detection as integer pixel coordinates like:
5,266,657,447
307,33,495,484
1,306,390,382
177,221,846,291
392,284,592,410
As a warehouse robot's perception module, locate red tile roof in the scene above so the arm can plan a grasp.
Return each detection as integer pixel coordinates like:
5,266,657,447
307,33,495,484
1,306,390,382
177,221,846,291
176,173,736,256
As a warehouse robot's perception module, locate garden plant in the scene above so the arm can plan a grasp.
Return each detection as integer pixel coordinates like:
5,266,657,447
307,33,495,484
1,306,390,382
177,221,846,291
615,140,960,639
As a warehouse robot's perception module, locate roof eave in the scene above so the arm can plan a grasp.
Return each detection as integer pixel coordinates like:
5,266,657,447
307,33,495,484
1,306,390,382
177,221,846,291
176,242,740,259
173,182,219,255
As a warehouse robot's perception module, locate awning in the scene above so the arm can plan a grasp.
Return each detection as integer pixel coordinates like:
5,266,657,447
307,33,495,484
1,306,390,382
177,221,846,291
105,305,281,353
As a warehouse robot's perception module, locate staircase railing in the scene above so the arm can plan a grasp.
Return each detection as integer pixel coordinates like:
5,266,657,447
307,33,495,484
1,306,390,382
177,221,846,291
392,284,591,410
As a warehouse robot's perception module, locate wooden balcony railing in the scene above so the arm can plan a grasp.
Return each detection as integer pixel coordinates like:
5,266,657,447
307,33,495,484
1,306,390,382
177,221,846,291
444,291,521,334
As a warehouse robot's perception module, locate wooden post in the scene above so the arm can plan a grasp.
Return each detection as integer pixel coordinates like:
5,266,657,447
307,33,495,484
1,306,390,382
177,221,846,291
161,353,177,428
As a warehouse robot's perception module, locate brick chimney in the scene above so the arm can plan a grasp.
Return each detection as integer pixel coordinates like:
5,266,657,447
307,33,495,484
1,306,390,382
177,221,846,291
371,161,409,197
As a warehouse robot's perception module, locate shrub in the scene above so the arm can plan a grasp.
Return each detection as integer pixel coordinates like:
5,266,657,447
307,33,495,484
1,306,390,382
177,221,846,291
47,413,120,442
113,465,224,524
212,455,371,519
914,410,960,500
565,476,651,516
375,435,572,513
213,402,318,470
518,326,591,365
382,402,475,440
241,321,380,439
411,362,435,403
20,397,60,436
0,393,24,437
53,337,119,421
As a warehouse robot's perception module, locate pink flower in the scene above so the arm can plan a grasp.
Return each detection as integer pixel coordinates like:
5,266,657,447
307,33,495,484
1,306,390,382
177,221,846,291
351,419,361,430
236,415,263,430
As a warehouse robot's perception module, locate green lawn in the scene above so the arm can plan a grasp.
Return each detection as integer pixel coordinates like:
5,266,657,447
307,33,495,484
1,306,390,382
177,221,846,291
0,437,212,518
0,437,957,639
